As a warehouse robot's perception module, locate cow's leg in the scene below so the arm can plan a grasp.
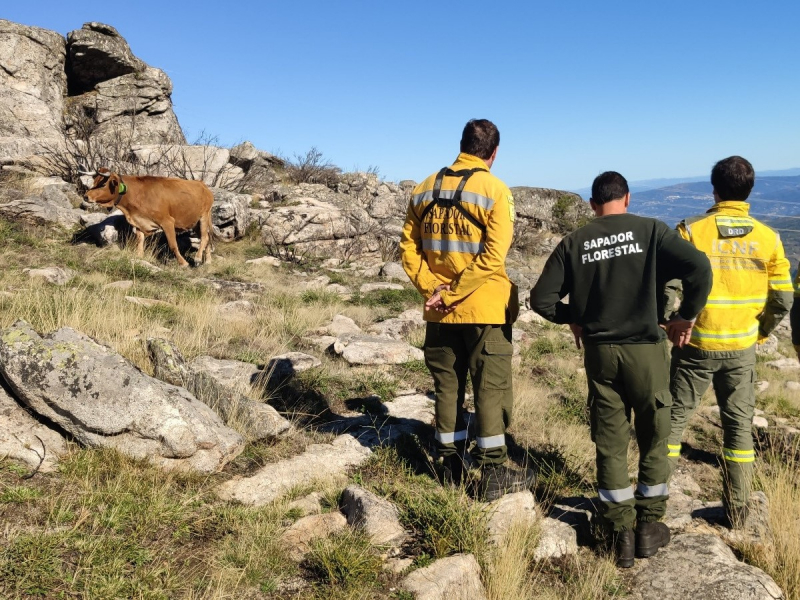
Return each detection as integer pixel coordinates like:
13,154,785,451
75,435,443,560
161,219,190,267
196,211,212,264
134,228,146,257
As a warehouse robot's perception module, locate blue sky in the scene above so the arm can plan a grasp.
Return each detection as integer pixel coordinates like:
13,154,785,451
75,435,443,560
4,1,799,190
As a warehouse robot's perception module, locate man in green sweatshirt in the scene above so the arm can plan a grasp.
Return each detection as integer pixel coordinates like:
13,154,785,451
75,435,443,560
530,171,712,567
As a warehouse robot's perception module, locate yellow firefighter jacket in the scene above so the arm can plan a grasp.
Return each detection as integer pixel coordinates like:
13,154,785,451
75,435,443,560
400,152,515,324
677,201,793,352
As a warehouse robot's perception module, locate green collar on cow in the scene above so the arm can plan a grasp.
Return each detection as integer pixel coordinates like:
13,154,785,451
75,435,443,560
113,179,128,207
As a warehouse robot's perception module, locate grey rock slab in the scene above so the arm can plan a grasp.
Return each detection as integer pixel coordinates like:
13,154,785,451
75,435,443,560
0,321,244,472
784,381,800,391
25,267,75,286
280,511,348,561
766,358,800,371
216,300,255,317
719,491,772,547
193,278,265,299
333,334,424,366
382,394,434,424
325,283,351,299
359,282,404,293
755,334,779,356
104,280,134,290
485,491,537,546
125,296,171,308
0,386,66,473
368,317,423,340
753,416,769,429
0,198,82,228
341,485,407,548
755,380,770,394
400,554,487,600
216,434,372,506
630,533,784,600
245,255,282,267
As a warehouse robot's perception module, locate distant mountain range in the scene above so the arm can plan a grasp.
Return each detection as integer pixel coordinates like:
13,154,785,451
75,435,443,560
571,169,800,228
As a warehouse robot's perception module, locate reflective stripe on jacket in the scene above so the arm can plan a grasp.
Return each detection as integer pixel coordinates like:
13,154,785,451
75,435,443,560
400,152,514,324
678,201,793,351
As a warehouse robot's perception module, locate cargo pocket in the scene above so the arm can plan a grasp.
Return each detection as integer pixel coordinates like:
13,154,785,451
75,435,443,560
653,389,673,443
481,339,513,390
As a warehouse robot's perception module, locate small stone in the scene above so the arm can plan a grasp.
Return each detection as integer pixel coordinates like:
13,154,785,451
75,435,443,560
752,416,769,429
766,358,800,371
384,557,414,574
784,381,800,391
341,485,407,548
245,256,282,267
280,512,348,561
754,380,770,394
400,554,487,600
24,267,75,286
287,492,323,517
485,491,537,546
133,260,163,273
125,296,172,308
266,352,322,379
104,280,134,290
534,517,580,560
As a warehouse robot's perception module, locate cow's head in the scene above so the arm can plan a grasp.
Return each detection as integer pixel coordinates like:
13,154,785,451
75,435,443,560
83,168,125,206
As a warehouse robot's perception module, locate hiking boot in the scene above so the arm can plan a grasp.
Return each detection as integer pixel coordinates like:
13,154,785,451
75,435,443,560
614,529,635,568
440,455,465,487
635,521,670,558
724,504,749,530
478,465,535,501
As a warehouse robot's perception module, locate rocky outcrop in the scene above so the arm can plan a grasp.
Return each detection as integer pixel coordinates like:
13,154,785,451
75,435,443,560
147,338,291,441
630,533,784,600
0,321,243,472
512,187,591,254
66,23,145,93
210,188,252,241
280,512,348,561
0,20,67,157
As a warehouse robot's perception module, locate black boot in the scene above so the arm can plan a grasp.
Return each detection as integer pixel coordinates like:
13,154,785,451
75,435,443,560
724,504,749,530
635,521,670,558
441,454,465,487
614,529,635,568
478,465,535,501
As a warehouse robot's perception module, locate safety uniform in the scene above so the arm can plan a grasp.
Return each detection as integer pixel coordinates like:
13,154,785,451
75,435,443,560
531,213,711,531
400,152,515,466
668,201,793,512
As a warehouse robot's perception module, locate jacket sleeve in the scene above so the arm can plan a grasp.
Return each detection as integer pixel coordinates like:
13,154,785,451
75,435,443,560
659,224,712,320
439,185,514,306
759,235,793,337
399,198,441,297
791,276,800,347
530,241,573,324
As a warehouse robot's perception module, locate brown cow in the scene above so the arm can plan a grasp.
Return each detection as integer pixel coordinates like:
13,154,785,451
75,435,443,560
83,168,213,267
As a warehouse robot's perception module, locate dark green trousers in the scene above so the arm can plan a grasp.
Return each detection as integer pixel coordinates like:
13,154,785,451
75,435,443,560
668,345,756,510
584,340,671,532
424,322,513,466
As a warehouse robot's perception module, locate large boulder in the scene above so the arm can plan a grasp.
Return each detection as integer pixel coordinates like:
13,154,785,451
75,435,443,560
211,188,252,241
66,23,145,93
0,321,244,472
630,533,784,600
0,20,66,156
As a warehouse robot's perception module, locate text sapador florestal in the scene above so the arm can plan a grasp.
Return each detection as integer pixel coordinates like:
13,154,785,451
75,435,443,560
582,231,643,264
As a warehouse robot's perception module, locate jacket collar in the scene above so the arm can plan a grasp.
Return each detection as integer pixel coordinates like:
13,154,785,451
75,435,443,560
707,201,750,216
451,152,491,171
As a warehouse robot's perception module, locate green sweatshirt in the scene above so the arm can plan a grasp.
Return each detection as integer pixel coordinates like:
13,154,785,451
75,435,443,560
530,213,712,344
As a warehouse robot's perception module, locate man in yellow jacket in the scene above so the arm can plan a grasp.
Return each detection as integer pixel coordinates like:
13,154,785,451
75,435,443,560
399,119,531,501
668,156,793,527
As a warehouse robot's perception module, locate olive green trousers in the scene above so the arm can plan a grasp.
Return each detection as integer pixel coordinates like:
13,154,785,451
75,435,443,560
668,345,756,510
423,322,513,466
584,340,672,532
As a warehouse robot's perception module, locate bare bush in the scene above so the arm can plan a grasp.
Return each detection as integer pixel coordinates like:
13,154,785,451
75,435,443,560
283,147,341,187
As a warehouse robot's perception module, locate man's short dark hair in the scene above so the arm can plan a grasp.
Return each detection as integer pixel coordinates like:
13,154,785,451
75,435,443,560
711,156,755,201
591,171,629,205
460,119,500,160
